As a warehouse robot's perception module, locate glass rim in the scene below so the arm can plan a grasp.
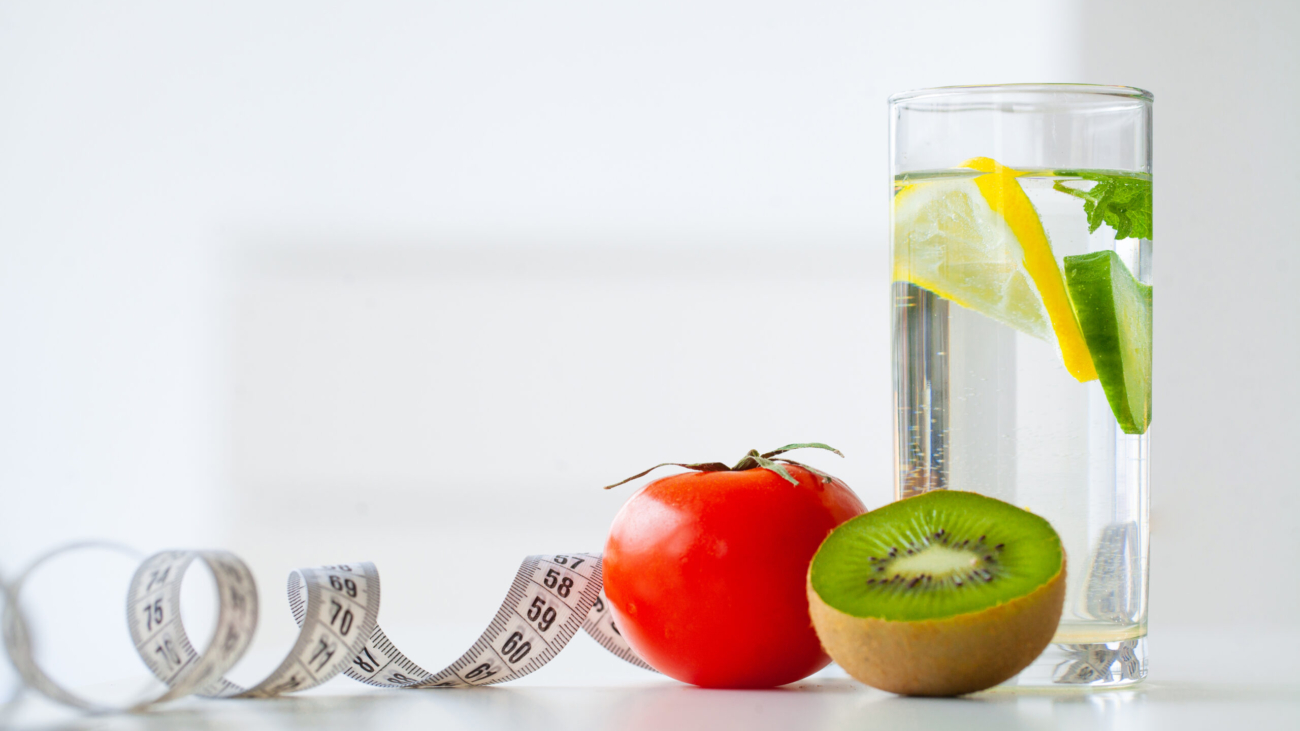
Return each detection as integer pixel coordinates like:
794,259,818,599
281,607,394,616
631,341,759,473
889,83,1153,105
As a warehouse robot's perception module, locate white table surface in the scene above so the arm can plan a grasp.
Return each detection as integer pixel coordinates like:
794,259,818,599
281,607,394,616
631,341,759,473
5,628,1298,730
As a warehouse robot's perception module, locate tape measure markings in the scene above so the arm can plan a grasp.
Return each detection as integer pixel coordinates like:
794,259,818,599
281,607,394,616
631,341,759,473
124,550,263,707
379,553,605,689
4,547,655,711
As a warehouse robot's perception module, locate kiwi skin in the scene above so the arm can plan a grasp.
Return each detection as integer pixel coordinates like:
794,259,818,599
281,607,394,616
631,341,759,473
807,556,1065,696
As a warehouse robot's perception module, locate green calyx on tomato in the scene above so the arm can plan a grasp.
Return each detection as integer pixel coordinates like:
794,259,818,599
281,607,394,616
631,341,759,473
602,442,844,490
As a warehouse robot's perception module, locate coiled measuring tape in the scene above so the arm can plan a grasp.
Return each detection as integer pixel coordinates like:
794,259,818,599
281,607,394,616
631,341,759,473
1,543,653,713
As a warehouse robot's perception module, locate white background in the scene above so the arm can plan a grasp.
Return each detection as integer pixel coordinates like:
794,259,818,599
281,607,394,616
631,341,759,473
1,0,1297,692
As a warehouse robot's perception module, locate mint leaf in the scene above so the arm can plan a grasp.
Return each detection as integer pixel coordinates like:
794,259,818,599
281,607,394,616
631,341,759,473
1053,171,1152,241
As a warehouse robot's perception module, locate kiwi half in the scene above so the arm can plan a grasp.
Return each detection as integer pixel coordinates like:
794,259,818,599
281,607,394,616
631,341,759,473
807,490,1065,696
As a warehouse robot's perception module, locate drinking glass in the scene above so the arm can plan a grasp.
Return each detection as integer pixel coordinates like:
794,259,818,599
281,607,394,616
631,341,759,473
890,84,1152,688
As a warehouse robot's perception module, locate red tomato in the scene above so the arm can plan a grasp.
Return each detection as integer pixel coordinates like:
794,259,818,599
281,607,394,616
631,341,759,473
603,463,866,688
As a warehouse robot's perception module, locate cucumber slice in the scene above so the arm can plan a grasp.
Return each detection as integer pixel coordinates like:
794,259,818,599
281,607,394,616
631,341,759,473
1064,251,1152,434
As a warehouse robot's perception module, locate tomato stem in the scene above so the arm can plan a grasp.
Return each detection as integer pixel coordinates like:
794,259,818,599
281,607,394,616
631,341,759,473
602,443,843,490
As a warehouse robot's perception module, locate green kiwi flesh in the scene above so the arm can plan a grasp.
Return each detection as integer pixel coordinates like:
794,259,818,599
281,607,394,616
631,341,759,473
809,490,1063,621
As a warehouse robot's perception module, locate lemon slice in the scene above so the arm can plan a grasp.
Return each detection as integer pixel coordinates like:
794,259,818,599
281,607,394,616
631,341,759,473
963,157,1097,382
892,159,1099,382
893,175,1053,342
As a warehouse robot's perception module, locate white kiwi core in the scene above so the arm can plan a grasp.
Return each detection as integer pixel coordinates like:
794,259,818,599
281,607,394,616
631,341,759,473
888,545,982,578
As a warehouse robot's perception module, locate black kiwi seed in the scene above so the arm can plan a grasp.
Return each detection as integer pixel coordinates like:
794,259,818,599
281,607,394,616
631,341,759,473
851,522,1018,595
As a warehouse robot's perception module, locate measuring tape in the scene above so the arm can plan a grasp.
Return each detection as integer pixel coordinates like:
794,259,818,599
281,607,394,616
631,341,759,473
1,543,654,712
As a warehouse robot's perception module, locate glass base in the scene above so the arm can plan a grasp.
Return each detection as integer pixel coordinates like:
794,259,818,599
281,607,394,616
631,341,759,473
1003,637,1147,689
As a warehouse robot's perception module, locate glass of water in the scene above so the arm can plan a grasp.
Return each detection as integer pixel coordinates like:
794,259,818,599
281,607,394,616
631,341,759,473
889,84,1152,688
